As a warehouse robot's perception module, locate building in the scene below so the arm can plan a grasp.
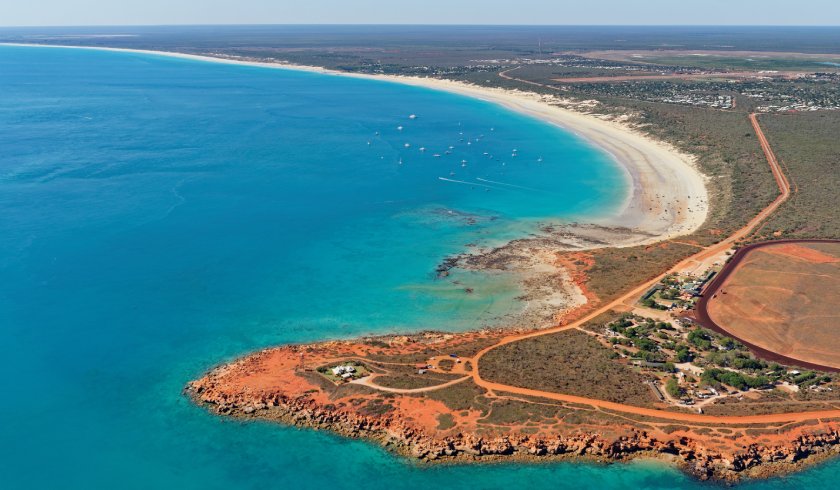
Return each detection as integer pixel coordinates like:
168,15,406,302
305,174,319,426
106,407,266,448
331,365,356,376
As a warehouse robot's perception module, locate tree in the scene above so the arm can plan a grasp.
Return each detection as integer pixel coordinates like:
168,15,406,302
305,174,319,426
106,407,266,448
675,345,693,363
665,377,683,398
635,338,658,352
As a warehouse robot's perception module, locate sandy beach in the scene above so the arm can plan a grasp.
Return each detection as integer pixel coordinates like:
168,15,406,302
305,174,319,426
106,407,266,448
2,43,709,246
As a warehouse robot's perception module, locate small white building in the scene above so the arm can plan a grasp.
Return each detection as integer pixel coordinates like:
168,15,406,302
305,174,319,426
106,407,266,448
331,365,356,376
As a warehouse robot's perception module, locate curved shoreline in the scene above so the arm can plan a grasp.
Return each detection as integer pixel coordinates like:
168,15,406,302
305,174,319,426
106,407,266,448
1,42,709,247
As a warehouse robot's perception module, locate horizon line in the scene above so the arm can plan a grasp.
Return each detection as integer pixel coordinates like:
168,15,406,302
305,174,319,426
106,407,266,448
2,23,840,29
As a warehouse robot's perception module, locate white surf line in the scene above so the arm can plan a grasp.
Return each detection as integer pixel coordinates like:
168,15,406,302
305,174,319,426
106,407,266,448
475,177,544,192
438,177,502,190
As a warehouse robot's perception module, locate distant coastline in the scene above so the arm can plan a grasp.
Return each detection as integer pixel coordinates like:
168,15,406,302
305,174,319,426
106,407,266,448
1,42,709,247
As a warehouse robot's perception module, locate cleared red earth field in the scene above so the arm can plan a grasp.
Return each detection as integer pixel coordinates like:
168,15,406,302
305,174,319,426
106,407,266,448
704,241,840,369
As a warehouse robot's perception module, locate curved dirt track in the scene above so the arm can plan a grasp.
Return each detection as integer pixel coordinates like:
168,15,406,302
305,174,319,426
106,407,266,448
352,374,472,394
458,113,840,425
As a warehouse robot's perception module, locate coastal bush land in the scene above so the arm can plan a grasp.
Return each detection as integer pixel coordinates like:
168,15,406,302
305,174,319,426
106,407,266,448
479,329,657,407
758,112,840,239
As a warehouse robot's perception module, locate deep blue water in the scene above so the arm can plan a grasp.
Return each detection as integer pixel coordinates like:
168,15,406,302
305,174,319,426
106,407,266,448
1,45,838,489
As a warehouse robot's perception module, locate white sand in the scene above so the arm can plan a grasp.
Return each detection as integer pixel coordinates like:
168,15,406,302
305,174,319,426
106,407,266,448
2,43,709,244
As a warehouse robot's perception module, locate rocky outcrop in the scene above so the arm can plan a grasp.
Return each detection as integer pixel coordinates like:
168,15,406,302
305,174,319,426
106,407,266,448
185,374,840,482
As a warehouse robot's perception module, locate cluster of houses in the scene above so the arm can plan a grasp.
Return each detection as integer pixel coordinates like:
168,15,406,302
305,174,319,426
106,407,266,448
743,87,840,113
642,269,718,311
660,94,733,109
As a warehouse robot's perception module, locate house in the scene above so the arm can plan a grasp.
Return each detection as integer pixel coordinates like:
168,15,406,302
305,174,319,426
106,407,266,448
331,365,357,376
642,284,663,301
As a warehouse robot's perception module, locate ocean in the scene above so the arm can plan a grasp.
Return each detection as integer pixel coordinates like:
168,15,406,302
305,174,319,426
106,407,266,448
1,44,837,489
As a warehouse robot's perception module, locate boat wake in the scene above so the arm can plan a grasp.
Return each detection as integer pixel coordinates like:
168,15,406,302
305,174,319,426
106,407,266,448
438,177,501,190
475,177,543,192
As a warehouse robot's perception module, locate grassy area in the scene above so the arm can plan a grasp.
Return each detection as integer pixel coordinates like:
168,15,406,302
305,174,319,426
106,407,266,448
634,55,840,72
420,379,490,413
364,335,500,364
479,397,576,425
756,112,840,239
701,399,840,416
584,242,699,302
479,330,657,407
315,361,371,383
374,370,463,390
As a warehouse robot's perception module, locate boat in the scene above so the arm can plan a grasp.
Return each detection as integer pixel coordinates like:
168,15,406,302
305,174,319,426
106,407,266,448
433,154,441,158
397,126,404,131
537,156,544,163
419,147,426,152
461,159,468,167
404,143,411,148
398,157,403,165
409,114,417,119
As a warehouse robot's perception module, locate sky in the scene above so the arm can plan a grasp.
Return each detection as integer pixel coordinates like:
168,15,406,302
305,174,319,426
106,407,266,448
1,0,839,27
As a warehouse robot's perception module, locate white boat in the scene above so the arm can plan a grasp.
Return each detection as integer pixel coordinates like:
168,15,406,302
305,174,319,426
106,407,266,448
537,156,543,162
398,157,403,165
433,154,441,158
419,147,426,152
397,126,404,131
461,160,468,167
404,143,411,148
409,114,417,119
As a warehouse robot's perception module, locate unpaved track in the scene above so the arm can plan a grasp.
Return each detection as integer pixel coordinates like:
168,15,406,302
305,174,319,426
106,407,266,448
352,374,471,394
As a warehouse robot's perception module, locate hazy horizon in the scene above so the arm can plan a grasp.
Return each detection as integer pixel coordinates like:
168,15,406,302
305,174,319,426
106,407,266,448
3,0,839,28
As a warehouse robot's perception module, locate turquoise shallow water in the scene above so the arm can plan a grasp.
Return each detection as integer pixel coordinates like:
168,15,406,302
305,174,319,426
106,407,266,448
1,45,839,489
